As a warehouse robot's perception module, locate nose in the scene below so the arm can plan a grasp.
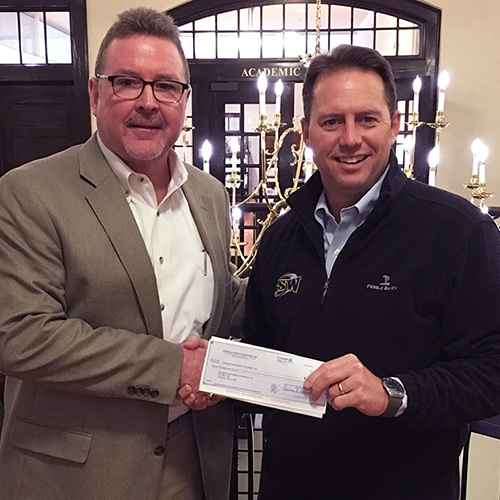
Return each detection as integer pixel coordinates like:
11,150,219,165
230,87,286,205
135,82,159,111
339,119,361,149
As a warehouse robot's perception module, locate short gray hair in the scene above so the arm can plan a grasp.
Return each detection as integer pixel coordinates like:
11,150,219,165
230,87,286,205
95,7,190,83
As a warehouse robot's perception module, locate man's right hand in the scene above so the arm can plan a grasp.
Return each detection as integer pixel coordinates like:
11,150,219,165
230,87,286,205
177,336,224,410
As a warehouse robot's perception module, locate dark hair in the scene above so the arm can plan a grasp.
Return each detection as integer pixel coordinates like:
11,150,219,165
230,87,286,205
302,45,397,122
95,7,190,83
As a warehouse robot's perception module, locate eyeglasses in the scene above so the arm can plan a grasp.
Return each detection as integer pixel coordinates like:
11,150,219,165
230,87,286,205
95,74,189,104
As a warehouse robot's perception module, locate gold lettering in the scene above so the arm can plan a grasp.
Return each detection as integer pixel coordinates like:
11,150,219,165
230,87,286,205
271,68,278,76
241,68,249,77
278,68,288,76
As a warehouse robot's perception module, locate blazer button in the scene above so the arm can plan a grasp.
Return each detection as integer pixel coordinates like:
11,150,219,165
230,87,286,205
154,446,165,456
151,390,159,399
127,386,136,395
136,387,143,396
142,387,151,397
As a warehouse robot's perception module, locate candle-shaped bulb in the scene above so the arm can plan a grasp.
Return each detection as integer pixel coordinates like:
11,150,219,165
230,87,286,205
413,76,422,94
232,207,242,221
403,135,413,154
304,147,313,162
275,79,283,97
477,141,488,184
202,140,212,161
428,145,440,169
258,73,267,116
471,138,483,177
476,140,489,164
437,70,449,112
304,147,313,181
438,70,450,91
428,145,439,187
202,140,212,174
413,76,421,114
275,79,283,116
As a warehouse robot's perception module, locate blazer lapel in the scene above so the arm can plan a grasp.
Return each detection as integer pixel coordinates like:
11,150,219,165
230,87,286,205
78,136,163,338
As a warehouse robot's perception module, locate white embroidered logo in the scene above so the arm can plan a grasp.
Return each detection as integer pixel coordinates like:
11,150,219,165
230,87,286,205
274,272,302,298
366,275,398,291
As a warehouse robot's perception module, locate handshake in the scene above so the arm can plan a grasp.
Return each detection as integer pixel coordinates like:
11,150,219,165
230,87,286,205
176,336,224,410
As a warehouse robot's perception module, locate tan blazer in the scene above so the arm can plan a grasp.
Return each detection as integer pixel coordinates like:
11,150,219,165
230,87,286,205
0,134,244,500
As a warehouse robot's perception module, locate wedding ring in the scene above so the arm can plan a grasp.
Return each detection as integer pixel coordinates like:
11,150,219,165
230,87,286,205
207,393,215,400
337,382,345,395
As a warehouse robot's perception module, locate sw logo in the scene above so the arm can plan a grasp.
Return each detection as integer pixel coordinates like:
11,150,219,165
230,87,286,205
366,274,398,291
274,272,302,298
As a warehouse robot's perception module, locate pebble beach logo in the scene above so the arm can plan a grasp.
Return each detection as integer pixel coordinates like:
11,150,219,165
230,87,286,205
274,272,302,298
366,275,398,291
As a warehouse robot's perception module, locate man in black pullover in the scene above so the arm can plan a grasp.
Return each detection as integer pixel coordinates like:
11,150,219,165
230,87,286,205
245,45,500,499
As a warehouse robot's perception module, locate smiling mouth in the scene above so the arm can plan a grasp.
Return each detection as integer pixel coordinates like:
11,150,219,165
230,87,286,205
335,155,369,165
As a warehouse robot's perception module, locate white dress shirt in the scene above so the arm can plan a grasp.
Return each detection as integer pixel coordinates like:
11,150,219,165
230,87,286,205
98,135,214,421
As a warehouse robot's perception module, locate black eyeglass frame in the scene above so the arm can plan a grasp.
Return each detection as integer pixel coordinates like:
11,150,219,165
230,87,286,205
95,74,190,103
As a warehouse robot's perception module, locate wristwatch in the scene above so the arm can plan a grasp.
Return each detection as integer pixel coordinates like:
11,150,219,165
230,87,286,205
380,377,405,418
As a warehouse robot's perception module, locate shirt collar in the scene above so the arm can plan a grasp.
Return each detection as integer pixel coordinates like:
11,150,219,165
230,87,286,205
96,133,188,199
314,163,390,227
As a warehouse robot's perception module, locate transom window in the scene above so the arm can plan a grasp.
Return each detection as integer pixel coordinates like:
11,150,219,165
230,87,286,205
0,11,72,64
179,4,421,59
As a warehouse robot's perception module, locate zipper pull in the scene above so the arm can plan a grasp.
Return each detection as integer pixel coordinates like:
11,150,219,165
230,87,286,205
320,278,330,305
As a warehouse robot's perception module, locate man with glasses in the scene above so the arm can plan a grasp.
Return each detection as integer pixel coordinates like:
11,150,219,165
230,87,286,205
0,7,243,500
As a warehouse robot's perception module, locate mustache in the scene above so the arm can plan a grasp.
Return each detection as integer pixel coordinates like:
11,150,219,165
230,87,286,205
125,116,166,128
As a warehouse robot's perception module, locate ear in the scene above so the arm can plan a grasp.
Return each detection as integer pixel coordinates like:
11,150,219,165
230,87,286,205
301,117,310,147
88,77,99,117
390,110,401,142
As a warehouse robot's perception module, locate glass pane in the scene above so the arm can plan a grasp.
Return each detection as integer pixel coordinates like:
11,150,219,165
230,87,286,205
195,32,216,59
307,32,328,54
46,12,71,63
240,7,260,30
247,165,260,193
218,11,237,31
225,103,241,132
376,30,397,56
354,9,374,29
194,16,215,31
244,103,260,132
239,32,261,58
179,22,192,31
399,29,420,56
195,16,215,31
0,12,20,64
284,31,306,58
308,3,328,30
331,5,351,29
377,13,397,28
400,18,418,28
20,12,46,64
225,136,241,161
262,5,283,30
262,32,283,58
294,82,304,118
353,30,374,49
217,32,238,58
243,136,260,165
180,32,194,59
285,4,305,30
330,31,351,49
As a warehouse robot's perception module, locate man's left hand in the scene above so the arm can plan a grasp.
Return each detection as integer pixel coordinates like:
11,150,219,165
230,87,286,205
303,353,388,416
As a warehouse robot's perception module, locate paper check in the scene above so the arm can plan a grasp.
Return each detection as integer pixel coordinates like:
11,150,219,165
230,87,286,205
199,337,327,418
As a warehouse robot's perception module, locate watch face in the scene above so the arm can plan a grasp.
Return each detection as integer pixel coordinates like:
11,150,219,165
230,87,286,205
383,377,404,398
